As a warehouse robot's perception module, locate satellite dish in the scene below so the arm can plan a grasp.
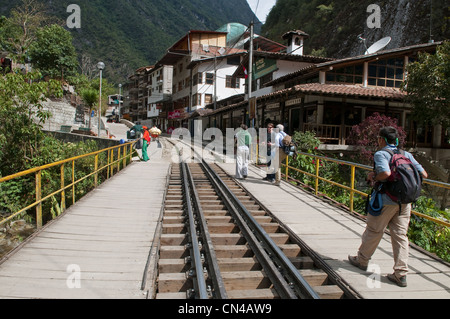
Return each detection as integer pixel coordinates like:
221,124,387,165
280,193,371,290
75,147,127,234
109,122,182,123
365,37,391,55
218,47,226,56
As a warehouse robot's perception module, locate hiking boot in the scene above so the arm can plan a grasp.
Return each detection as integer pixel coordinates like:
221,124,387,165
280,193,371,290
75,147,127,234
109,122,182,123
348,255,368,271
387,273,407,287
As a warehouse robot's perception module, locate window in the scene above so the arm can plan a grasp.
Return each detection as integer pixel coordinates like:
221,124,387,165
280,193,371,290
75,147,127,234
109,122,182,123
367,58,404,88
178,63,183,73
326,65,363,85
193,72,203,85
261,73,273,86
226,76,240,88
185,77,190,89
193,94,201,106
205,73,214,85
205,94,213,104
227,56,240,66
178,81,182,92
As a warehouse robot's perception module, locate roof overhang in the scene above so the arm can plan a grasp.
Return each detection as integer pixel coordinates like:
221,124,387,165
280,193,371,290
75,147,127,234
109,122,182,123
266,41,443,87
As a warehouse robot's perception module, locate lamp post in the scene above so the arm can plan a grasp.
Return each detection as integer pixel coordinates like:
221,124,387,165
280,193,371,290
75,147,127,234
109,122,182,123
118,83,122,122
97,62,105,137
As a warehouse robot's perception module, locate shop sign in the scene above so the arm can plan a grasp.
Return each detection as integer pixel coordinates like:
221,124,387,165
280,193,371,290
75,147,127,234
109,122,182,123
286,98,302,107
253,58,277,80
266,103,280,110
168,110,182,119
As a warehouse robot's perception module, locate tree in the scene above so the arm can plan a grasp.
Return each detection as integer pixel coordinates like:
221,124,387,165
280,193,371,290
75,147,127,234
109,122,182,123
403,41,450,128
28,24,78,80
81,88,98,129
347,113,406,165
1,0,50,62
0,71,62,176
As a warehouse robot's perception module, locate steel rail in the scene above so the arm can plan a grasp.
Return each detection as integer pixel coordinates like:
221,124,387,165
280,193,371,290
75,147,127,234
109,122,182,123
235,178,363,299
185,163,228,299
199,160,299,299
202,160,320,299
181,162,209,299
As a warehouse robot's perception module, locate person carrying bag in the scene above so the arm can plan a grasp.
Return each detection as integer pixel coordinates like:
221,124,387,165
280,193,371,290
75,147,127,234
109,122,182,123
349,126,428,287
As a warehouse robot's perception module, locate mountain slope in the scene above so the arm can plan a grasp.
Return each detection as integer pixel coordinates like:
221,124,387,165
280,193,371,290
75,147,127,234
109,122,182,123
1,0,258,83
262,0,449,58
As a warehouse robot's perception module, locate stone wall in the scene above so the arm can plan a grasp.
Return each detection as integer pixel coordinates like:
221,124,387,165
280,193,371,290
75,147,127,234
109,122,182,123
43,131,120,150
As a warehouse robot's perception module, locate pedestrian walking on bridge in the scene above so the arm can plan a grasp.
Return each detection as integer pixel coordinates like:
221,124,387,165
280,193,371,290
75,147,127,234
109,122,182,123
348,126,428,287
235,124,252,179
142,126,151,162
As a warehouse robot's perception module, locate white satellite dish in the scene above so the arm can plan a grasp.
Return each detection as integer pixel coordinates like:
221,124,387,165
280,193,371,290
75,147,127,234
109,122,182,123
365,36,391,55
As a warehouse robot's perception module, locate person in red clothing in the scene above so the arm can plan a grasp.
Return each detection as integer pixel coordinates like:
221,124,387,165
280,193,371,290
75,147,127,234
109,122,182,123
142,126,151,162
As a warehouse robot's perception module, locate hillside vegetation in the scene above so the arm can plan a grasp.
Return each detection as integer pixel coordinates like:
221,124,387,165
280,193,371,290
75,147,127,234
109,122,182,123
1,0,258,83
262,0,449,58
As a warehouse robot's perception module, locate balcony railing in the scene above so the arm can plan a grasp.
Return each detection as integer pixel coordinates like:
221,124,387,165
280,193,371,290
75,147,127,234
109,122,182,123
303,123,353,145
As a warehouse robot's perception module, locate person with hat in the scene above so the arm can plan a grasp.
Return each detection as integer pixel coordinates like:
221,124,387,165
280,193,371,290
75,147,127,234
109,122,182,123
142,126,151,162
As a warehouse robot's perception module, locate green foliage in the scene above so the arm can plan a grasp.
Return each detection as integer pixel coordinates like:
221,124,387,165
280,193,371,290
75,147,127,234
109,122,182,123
288,131,322,187
0,71,62,176
287,131,450,262
409,197,450,262
403,41,450,128
81,88,98,108
0,0,258,84
0,136,106,225
28,24,79,80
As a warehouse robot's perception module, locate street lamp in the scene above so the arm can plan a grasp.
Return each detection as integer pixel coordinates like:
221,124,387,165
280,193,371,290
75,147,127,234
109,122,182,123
97,61,105,137
118,83,122,122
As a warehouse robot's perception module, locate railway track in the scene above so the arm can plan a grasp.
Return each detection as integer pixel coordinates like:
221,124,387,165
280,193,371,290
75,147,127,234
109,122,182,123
151,140,361,299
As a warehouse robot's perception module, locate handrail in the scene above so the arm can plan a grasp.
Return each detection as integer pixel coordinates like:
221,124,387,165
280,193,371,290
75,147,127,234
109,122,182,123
280,151,450,228
0,141,138,229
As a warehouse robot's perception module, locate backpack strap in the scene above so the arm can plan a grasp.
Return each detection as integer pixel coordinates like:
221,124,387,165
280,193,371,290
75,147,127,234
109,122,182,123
381,148,403,156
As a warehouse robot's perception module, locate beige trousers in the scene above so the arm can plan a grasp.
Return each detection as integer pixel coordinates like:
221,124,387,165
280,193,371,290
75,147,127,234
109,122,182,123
275,151,287,183
357,203,412,277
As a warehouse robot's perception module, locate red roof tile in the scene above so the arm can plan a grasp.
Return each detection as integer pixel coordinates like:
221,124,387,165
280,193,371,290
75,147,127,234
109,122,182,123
292,83,406,100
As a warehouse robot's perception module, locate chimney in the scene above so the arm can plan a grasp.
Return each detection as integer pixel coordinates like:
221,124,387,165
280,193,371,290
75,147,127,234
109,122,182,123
282,30,309,55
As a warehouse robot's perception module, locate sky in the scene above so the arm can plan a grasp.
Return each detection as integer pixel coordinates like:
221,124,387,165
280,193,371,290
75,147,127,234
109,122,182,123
246,0,277,23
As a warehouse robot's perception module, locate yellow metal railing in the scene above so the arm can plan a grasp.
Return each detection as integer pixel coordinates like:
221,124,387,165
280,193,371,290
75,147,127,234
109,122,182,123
0,141,137,229
250,146,450,228
282,151,450,228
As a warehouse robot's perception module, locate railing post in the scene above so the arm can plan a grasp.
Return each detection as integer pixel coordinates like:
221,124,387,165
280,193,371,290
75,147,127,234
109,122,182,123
110,149,114,176
315,158,320,195
122,145,127,168
61,164,66,212
129,144,133,162
285,155,289,181
107,150,110,179
117,147,121,172
94,154,99,187
35,170,42,229
350,165,356,212
72,160,75,205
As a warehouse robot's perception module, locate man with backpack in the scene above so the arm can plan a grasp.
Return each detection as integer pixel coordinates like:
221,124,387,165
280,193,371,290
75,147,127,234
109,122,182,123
348,126,428,287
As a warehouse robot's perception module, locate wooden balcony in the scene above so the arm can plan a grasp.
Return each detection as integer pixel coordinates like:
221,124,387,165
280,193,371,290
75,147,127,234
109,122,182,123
303,123,353,145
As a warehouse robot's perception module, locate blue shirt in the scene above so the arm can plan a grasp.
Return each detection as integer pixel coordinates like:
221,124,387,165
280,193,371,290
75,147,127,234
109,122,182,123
276,131,287,148
374,145,425,205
